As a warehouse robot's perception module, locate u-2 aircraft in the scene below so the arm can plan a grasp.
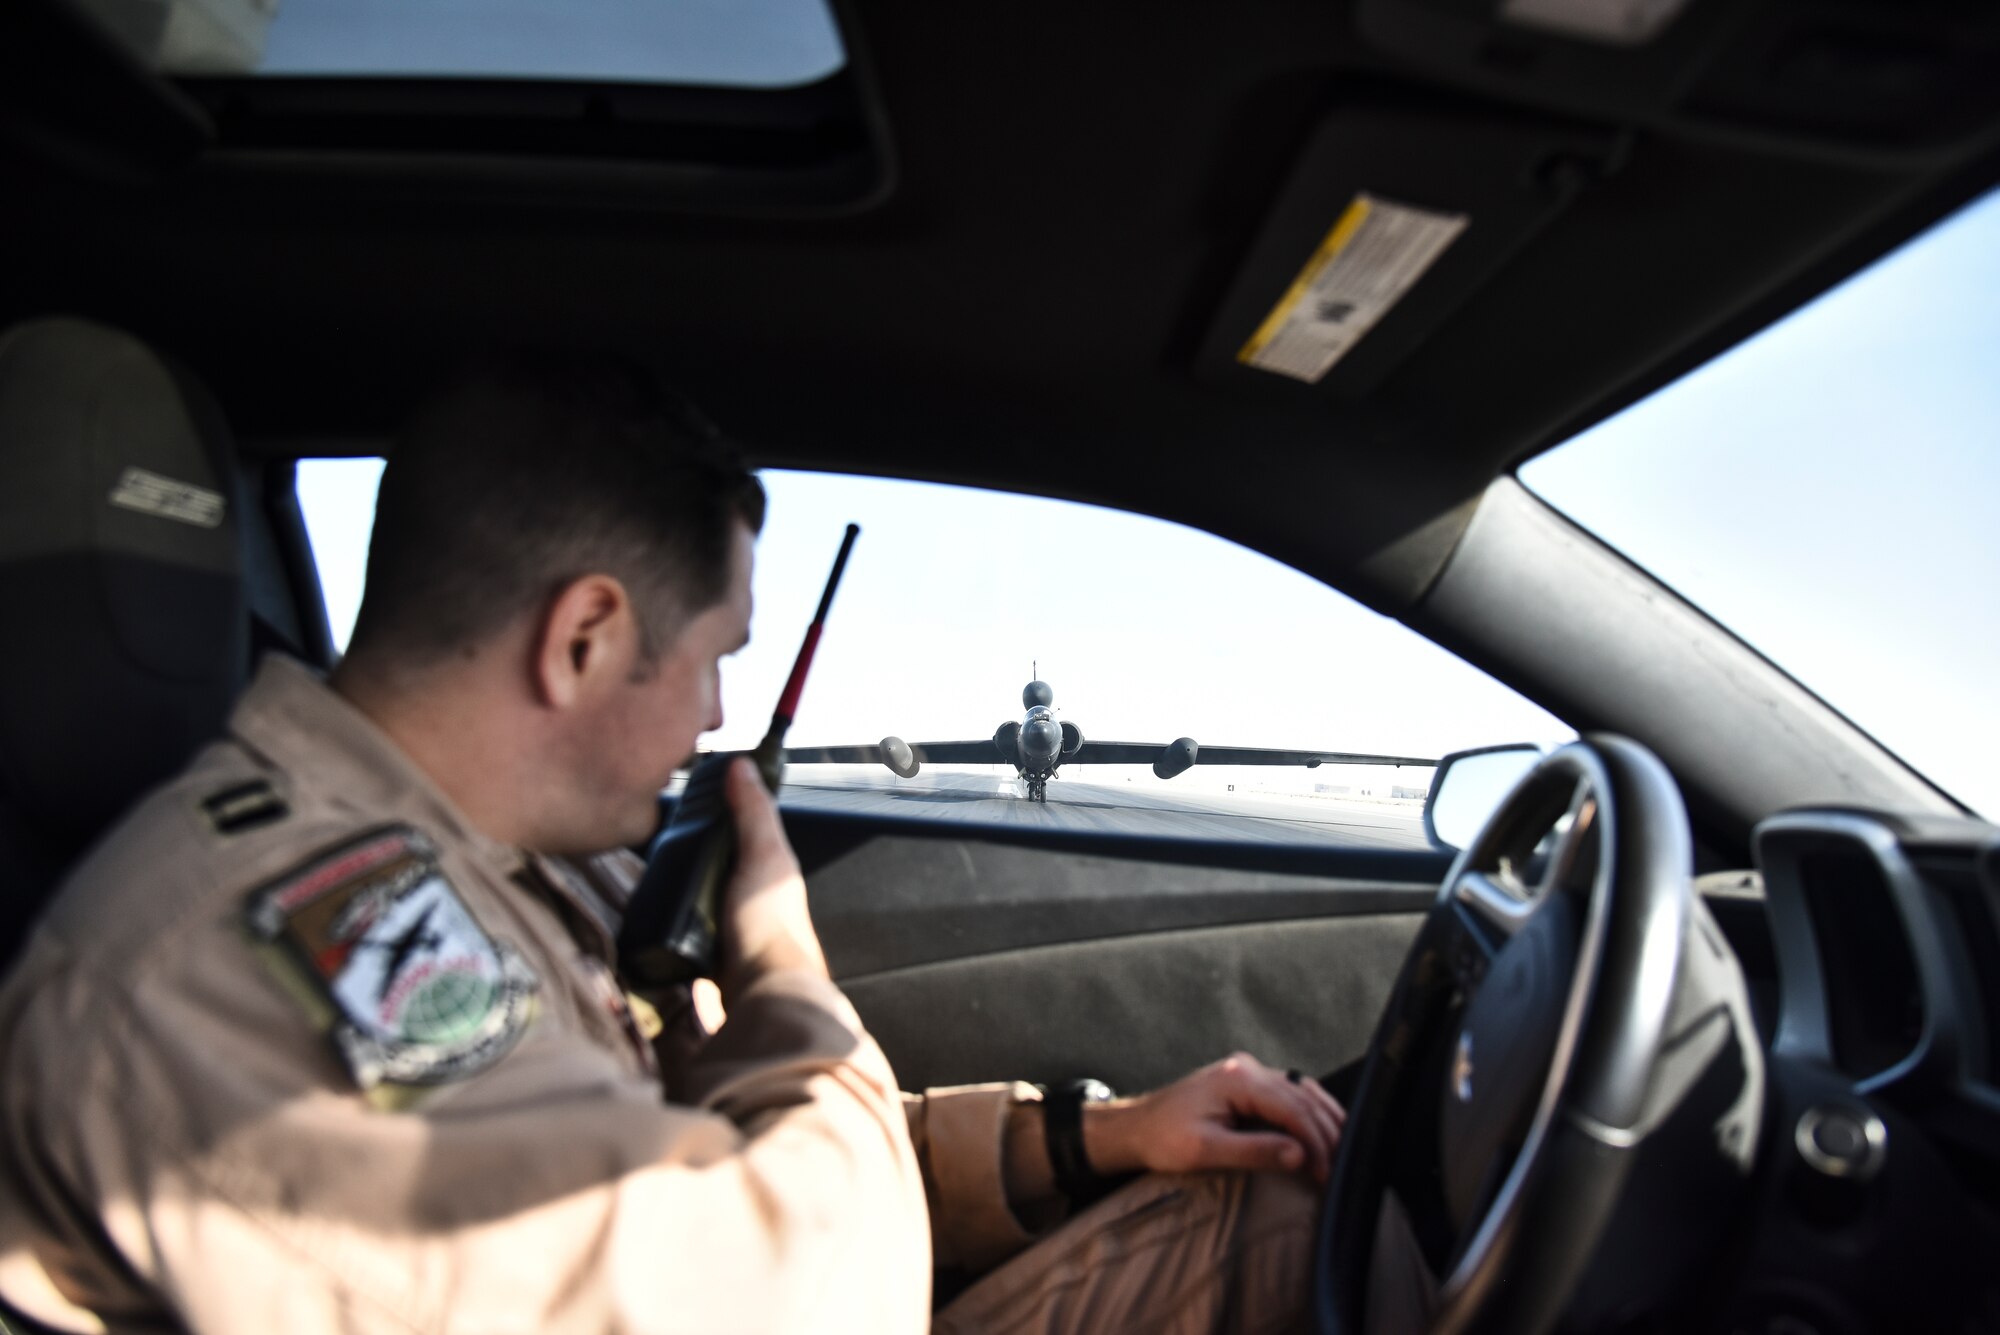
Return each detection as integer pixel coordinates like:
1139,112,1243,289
785,678,1438,803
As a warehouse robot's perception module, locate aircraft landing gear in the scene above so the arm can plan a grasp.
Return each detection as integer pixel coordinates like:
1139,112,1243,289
1027,777,1048,803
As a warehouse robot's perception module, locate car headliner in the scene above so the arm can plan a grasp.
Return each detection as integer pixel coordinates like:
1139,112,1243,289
2,0,1995,847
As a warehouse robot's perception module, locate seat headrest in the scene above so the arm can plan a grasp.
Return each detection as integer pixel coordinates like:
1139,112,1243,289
0,317,248,876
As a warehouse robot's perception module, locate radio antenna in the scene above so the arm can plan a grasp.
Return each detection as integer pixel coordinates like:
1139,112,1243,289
769,523,860,735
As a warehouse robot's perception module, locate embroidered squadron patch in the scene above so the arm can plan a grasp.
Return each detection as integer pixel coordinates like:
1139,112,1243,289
246,827,539,1090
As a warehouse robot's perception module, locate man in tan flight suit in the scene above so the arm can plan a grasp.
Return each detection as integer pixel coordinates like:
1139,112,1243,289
0,356,1344,1333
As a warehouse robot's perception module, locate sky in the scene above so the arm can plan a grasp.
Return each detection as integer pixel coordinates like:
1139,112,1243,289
1523,186,2000,819
299,188,1999,819
255,0,844,86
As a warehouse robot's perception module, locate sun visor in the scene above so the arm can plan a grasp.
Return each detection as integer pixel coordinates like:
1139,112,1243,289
1355,0,2000,166
1197,108,1624,402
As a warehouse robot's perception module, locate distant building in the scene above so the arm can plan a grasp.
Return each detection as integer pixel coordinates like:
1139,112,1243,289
1315,780,1432,801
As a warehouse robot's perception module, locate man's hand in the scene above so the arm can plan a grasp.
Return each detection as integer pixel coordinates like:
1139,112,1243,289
1084,1053,1347,1184
716,758,829,1005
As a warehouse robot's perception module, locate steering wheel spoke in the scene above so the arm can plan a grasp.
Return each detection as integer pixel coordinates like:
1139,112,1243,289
1445,772,1599,998
1435,875,1510,998
1531,777,1600,900
1452,869,1530,938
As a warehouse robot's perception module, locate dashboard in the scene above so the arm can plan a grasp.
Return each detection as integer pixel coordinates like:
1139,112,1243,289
1712,808,2000,1333
1759,812,1997,1098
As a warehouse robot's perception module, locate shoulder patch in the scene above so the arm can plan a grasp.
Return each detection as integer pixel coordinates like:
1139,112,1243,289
245,827,539,1091
201,779,289,835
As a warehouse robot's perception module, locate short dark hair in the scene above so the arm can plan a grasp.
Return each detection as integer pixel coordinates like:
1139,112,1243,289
348,352,766,665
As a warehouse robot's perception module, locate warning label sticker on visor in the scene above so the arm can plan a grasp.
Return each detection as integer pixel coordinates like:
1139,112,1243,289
1237,194,1469,384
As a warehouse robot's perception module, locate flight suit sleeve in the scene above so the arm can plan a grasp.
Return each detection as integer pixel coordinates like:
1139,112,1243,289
903,1083,1042,1273
10,963,933,1335
560,849,1039,1277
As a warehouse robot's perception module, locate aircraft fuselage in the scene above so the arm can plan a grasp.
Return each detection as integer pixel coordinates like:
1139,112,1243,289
994,681,1081,802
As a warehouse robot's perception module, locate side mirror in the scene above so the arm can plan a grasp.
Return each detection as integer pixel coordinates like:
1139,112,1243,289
1424,744,1541,849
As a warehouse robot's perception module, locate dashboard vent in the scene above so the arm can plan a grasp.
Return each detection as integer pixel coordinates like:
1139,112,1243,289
1798,848,1924,1081
1930,849,2000,1085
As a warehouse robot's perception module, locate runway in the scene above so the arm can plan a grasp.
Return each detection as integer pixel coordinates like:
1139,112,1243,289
755,767,1434,850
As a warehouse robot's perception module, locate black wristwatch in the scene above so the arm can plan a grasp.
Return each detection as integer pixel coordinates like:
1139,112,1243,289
1037,1078,1117,1209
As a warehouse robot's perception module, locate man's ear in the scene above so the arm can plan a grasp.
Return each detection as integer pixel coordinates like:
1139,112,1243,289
532,574,637,709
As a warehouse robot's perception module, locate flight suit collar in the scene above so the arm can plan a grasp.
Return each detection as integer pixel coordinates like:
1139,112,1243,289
227,655,620,963
229,654,514,866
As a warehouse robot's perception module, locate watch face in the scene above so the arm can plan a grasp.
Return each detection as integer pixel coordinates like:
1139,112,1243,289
1078,1078,1114,1103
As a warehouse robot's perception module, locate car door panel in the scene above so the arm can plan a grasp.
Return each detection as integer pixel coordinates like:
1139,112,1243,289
838,913,1423,1094
783,810,1446,1092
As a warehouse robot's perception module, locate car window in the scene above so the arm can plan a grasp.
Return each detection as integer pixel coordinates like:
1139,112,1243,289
72,0,845,85
1522,187,2000,818
298,463,1573,850
296,457,385,655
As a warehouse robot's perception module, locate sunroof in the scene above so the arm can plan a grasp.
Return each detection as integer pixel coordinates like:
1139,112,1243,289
77,0,847,87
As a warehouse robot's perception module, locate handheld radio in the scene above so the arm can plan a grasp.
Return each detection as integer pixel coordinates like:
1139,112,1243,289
618,523,860,993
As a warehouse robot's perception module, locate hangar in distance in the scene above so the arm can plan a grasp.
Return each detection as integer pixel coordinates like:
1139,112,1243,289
786,678,1438,803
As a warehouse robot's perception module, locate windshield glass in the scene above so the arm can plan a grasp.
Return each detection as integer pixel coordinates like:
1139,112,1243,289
300,463,1572,850
1522,188,2000,818
73,0,846,85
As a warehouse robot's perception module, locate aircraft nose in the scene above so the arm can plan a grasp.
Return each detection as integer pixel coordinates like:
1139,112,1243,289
1021,717,1062,760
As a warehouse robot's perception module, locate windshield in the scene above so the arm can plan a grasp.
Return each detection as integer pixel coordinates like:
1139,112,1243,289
300,464,1572,850
1522,187,2000,819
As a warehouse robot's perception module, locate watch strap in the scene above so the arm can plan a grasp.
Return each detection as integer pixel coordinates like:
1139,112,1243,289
1040,1078,1114,1208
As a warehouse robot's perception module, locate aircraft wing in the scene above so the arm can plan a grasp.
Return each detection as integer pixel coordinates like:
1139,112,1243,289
1069,742,1437,768
773,740,1436,769
782,741,1002,765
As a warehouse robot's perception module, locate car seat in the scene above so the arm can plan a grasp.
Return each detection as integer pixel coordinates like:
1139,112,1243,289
0,317,250,972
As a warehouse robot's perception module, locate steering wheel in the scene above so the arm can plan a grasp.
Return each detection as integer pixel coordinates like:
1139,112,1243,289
1315,736,1764,1334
